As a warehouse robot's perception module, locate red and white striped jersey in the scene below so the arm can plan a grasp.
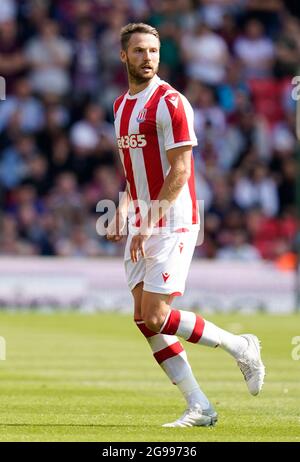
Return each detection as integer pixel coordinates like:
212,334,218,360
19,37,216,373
113,75,199,232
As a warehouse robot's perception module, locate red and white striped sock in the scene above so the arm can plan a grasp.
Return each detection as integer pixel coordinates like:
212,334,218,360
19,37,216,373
135,319,210,409
160,309,247,357
135,319,191,384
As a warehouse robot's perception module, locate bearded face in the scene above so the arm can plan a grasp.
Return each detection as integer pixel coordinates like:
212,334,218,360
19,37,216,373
121,33,160,86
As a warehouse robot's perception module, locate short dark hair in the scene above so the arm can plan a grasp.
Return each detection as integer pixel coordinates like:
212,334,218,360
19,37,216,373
120,23,160,50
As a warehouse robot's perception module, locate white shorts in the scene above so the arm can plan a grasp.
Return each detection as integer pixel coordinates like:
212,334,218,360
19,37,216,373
124,230,198,295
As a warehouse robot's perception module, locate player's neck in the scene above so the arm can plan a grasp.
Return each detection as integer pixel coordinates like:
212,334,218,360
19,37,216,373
128,76,156,96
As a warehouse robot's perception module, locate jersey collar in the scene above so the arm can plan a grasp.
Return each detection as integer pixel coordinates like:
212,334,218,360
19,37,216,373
126,75,160,100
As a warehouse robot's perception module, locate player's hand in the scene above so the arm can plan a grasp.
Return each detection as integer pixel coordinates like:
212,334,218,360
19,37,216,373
106,233,123,242
130,232,150,263
106,216,125,242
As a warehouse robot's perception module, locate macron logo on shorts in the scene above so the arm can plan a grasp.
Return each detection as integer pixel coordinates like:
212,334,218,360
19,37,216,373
179,242,184,254
162,272,170,283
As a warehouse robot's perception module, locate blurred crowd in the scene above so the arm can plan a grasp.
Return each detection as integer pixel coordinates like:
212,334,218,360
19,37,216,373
0,0,299,265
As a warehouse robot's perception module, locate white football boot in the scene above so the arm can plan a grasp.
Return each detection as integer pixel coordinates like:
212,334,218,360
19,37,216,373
162,403,218,428
236,334,265,396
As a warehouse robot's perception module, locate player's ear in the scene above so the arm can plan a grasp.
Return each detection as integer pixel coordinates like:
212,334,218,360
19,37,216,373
120,50,127,63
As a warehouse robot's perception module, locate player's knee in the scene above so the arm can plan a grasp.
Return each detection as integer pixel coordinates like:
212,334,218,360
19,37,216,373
143,312,166,333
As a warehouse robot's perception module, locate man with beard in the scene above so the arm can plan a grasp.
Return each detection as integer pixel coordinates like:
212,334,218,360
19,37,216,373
107,23,265,427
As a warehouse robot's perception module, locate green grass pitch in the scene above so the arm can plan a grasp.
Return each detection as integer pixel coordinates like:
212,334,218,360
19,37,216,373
0,311,299,442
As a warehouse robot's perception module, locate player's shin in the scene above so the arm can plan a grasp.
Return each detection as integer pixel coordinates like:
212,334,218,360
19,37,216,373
135,319,210,409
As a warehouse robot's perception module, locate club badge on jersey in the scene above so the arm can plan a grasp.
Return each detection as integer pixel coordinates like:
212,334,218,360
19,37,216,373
136,108,147,123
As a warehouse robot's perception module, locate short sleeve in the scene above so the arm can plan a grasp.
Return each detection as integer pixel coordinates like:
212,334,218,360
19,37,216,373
157,92,198,150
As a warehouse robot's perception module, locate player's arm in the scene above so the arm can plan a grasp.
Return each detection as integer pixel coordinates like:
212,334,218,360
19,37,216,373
106,187,130,242
130,146,192,262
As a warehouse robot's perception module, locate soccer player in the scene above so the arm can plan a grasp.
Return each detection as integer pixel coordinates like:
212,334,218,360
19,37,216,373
107,23,265,427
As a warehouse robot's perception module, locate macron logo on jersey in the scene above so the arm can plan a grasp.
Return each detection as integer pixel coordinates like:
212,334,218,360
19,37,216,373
167,94,179,109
